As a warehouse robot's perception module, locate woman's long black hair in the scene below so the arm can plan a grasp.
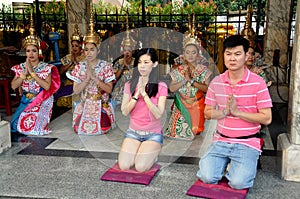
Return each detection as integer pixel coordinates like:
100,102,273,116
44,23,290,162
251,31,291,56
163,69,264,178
130,48,159,98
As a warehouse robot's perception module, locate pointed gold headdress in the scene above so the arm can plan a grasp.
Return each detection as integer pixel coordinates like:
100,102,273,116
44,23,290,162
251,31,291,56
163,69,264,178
241,4,256,48
22,13,41,49
71,23,83,42
182,13,201,50
121,14,137,50
83,3,101,47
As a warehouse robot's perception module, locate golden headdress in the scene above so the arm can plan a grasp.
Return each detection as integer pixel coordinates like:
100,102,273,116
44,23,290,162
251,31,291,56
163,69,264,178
121,14,137,50
182,13,201,51
241,4,256,48
22,13,41,49
83,3,101,47
71,23,83,42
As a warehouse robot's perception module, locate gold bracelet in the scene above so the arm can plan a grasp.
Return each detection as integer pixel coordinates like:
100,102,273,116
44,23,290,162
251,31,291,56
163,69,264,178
20,73,26,80
30,72,36,77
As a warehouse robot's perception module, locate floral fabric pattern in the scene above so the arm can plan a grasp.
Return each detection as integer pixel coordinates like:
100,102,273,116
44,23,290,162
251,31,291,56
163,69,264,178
11,62,52,93
68,60,116,135
165,62,212,140
11,63,60,135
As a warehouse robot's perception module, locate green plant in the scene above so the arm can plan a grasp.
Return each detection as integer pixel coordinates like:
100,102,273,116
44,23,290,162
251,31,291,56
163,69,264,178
0,3,12,13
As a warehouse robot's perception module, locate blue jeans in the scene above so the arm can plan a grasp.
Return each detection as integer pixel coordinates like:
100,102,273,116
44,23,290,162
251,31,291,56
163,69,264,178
196,142,260,189
125,129,163,145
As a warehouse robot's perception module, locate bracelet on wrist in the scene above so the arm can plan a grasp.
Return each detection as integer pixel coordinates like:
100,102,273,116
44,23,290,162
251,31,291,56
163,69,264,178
132,96,138,101
190,79,195,86
20,73,26,80
222,109,227,116
30,72,36,77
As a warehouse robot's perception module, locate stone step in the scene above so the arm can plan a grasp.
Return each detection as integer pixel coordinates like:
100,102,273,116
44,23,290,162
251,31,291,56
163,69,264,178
0,120,11,154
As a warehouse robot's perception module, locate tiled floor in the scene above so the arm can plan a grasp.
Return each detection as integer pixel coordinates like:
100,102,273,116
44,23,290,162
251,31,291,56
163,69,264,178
0,99,298,199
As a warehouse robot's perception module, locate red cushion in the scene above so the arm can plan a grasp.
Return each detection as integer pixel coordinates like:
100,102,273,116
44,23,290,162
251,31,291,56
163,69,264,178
100,163,161,185
186,177,249,199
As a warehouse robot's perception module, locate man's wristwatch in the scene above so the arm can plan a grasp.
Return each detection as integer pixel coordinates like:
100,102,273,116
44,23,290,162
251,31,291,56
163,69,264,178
190,79,195,86
222,109,227,116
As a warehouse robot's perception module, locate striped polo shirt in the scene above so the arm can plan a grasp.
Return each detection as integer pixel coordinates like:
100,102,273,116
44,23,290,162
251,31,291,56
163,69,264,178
205,67,273,151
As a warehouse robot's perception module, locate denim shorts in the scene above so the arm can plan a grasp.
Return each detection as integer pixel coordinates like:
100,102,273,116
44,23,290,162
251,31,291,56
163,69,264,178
124,128,163,145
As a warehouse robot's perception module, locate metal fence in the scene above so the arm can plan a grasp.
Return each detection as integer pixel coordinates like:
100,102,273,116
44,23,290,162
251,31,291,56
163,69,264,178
0,1,296,64
0,10,67,54
94,8,266,63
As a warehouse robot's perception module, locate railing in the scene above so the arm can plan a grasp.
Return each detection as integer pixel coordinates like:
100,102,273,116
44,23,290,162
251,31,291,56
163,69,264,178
0,10,67,56
95,9,266,63
0,5,271,64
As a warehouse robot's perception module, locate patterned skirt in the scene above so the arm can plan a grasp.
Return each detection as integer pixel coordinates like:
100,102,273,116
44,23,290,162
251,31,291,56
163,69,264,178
165,93,205,140
73,98,115,135
12,94,54,135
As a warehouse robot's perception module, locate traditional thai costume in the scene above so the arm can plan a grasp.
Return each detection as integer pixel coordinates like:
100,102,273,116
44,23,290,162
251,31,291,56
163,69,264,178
165,16,212,140
165,63,211,140
56,24,85,108
68,60,115,135
11,62,60,135
241,8,271,86
10,14,60,135
111,57,135,105
111,18,136,105
67,5,116,135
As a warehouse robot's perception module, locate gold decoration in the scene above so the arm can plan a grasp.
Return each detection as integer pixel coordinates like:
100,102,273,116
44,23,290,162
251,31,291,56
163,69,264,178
71,23,83,42
26,75,33,81
56,96,72,108
25,93,37,99
206,23,235,38
83,3,101,47
22,12,41,49
241,3,256,47
30,72,36,77
20,73,26,80
182,13,201,50
121,13,137,50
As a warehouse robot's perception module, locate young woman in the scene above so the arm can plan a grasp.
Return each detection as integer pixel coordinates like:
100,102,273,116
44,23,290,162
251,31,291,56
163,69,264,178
245,46,272,87
60,25,85,75
10,15,60,135
56,24,85,108
165,40,212,140
118,48,168,172
67,12,115,135
111,31,136,105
